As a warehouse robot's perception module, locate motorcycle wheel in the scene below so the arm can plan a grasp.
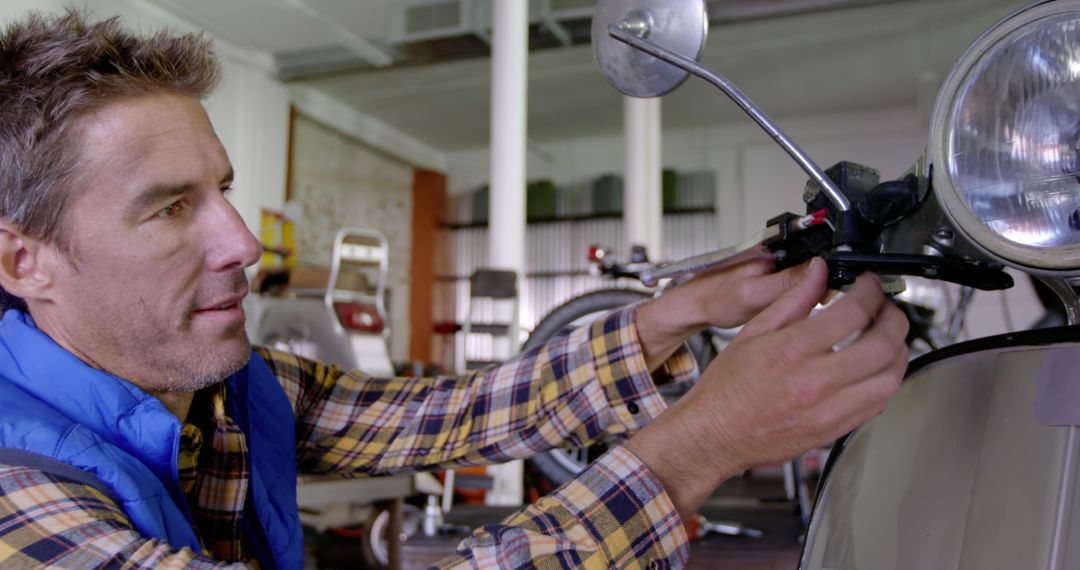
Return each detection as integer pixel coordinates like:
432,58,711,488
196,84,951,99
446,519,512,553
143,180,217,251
523,288,724,487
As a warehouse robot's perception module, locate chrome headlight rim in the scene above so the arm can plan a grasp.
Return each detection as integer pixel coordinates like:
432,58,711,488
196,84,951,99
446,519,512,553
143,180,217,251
930,0,1080,275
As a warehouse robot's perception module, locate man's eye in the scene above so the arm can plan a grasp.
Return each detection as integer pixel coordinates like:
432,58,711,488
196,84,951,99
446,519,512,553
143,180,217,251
157,200,186,219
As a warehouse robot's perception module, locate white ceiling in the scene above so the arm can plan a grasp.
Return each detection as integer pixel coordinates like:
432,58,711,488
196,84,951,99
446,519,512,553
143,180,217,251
144,0,1026,152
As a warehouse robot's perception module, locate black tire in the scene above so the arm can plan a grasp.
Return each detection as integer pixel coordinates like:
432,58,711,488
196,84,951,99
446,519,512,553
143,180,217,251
523,288,652,353
524,288,725,487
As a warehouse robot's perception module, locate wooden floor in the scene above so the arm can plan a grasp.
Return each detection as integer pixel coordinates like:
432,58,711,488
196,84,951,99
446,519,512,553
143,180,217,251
688,500,803,570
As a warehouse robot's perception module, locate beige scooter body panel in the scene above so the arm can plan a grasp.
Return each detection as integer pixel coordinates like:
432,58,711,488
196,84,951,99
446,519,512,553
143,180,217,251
802,327,1080,570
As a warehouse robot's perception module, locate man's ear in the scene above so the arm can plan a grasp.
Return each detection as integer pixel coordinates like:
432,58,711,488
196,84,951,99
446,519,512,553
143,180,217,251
0,223,55,302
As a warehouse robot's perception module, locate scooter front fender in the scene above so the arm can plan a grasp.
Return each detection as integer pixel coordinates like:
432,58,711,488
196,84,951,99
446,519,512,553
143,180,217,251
802,326,1080,570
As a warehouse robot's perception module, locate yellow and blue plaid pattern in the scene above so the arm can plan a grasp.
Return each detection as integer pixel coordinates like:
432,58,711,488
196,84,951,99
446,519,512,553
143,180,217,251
0,306,696,568
176,385,257,563
443,446,689,569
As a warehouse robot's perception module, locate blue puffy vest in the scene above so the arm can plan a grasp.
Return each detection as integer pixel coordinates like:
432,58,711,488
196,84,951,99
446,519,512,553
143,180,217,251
0,310,304,569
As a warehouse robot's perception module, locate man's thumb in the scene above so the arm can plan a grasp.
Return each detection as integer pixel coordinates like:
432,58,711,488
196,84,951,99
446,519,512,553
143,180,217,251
736,257,828,341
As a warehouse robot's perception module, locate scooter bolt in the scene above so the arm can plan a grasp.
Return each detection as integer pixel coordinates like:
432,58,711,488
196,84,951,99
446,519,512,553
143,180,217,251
932,227,954,247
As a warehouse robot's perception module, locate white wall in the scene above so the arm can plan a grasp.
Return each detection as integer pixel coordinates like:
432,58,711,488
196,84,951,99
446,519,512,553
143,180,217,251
204,57,290,235
0,0,291,234
446,104,1047,342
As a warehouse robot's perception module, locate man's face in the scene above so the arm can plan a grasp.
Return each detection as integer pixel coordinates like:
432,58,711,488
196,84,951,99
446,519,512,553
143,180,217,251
33,93,262,393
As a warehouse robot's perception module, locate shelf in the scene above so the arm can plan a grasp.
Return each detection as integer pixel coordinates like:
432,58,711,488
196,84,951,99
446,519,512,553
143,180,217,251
467,323,512,335
436,271,593,282
465,360,501,370
440,207,716,230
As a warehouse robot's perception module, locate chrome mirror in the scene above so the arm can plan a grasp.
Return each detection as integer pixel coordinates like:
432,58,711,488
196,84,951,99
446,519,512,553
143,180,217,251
591,0,708,98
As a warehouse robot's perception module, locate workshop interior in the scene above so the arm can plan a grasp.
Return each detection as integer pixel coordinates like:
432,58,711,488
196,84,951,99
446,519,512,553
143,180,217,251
6,0,1080,567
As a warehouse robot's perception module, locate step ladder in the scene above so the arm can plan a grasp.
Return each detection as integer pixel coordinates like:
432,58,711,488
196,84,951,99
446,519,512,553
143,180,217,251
325,228,394,377
457,269,520,373
453,268,524,507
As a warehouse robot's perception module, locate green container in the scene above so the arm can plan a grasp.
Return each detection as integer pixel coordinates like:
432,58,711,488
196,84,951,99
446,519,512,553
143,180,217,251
662,168,679,212
472,185,489,224
592,174,623,215
527,179,558,221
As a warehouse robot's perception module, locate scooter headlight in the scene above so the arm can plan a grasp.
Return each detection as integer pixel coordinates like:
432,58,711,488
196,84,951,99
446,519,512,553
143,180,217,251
931,0,1080,273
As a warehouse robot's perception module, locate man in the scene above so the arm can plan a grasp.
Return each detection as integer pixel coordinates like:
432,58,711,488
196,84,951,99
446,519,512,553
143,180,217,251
0,10,908,569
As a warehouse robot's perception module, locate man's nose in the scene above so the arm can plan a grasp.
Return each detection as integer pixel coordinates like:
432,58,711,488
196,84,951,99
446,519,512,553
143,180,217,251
205,193,263,271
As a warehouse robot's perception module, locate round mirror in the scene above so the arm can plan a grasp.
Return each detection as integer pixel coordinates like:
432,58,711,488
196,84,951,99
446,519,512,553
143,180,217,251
592,0,709,98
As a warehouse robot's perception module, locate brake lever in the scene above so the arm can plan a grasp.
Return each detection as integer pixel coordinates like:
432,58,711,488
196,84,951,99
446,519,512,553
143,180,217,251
762,208,1014,291
800,252,1014,291
639,230,777,287
639,209,836,286
640,207,1013,292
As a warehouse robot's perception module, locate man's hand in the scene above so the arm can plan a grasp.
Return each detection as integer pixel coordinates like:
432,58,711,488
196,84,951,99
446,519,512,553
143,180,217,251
635,248,813,370
626,257,909,521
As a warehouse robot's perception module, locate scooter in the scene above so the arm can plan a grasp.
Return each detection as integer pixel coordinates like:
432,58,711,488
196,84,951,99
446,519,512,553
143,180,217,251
246,227,395,377
592,0,1080,567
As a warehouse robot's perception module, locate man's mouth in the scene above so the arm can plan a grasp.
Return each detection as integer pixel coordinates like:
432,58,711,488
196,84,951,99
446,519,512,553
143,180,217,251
194,291,247,313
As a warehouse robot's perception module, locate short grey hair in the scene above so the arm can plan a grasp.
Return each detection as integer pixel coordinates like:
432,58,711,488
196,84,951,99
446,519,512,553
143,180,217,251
0,9,221,311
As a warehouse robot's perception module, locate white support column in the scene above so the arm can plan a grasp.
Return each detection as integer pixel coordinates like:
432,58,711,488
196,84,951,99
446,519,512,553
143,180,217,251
623,96,663,260
489,0,527,297
485,0,527,508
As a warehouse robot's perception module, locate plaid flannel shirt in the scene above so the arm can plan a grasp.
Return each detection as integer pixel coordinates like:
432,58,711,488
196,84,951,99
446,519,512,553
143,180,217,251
0,305,695,568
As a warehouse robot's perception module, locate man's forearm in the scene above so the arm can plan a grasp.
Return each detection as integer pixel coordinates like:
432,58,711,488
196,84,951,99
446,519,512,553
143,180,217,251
275,305,693,476
635,294,705,372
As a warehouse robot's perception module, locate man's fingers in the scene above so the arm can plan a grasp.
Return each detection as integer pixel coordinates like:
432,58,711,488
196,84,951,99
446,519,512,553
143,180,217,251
731,259,821,317
718,255,776,282
687,246,775,289
817,301,910,384
736,256,828,341
790,272,887,353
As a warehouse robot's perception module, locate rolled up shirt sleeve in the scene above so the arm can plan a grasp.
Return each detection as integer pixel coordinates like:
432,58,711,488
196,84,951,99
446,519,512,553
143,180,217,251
437,445,690,569
588,303,698,436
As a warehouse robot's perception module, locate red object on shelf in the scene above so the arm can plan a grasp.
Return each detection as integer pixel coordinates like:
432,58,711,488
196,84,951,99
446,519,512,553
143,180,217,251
587,245,605,263
334,302,384,333
433,321,462,334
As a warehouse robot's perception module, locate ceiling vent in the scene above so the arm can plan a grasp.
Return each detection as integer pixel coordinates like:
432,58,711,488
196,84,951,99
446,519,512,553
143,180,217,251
388,0,491,45
385,0,493,65
546,0,596,20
